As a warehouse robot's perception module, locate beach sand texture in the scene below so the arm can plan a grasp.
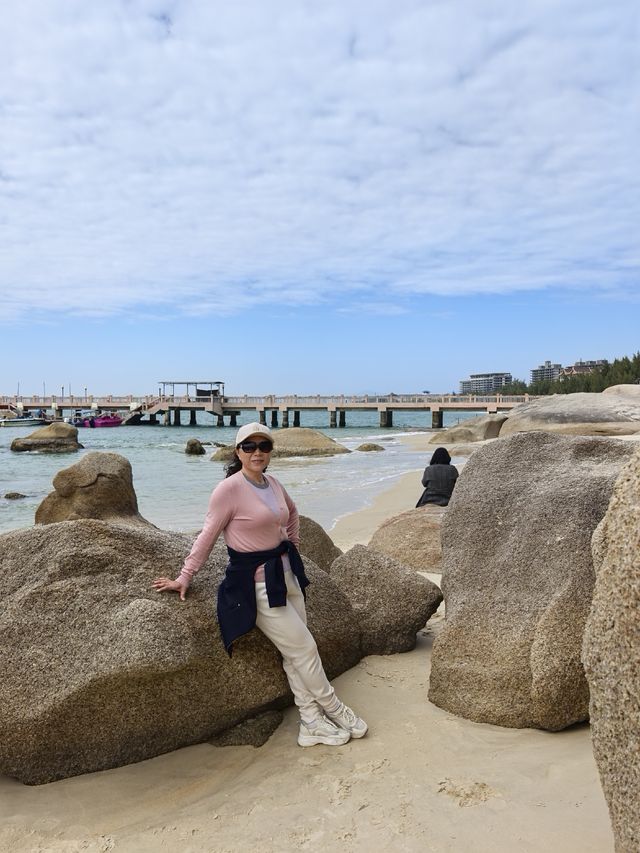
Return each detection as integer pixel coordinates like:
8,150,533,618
0,435,616,852
0,627,612,852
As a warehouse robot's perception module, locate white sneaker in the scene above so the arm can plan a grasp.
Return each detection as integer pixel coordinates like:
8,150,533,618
298,716,351,747
326,702,368,739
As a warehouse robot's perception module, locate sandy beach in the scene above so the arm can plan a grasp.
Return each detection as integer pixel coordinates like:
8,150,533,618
0,437,615,853
0,633,612,852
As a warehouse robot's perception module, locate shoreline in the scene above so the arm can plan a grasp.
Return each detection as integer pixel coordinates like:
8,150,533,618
329,469,422,551
328,432,470,551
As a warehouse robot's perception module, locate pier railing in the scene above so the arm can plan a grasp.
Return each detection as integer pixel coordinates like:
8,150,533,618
1,393,532,408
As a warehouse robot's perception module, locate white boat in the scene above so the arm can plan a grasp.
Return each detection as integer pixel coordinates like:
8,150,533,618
0,417,49,427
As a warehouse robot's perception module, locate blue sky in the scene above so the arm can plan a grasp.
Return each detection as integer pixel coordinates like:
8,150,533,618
2,0,638,396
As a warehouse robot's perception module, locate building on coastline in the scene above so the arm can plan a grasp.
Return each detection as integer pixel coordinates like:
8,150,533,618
530,360,563,384
559,359,608,378
459,372,513,394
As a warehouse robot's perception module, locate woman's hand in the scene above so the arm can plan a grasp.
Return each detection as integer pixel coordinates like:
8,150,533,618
152,577,188,601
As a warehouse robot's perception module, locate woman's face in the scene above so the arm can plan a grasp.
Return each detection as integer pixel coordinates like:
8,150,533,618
236,433,273,479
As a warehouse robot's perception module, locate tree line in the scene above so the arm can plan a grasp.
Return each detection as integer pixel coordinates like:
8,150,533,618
500,353,640,395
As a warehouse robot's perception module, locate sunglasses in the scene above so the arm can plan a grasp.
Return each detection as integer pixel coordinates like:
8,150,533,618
238,440,273,453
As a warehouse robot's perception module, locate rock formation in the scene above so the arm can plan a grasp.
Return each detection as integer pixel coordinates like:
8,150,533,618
212,427,350,461
10,422,83,453
582,447,640,852
500,392,640,437
601,383,640,400
0,520,360,784
429,413,508,443
35,452,152,527
185,438,206,455
356,443,384,452
298,515,342,572
428,432,636,730
330,545,442,655
369,505,445,572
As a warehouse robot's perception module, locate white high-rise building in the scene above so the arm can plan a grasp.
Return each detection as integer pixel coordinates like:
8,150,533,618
530,360,562,384
459,372,513,394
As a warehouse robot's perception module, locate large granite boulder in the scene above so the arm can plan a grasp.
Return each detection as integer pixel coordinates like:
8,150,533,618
298,515,342,572
601,383,640,399
369,505,445,572
582,447,640,851
212,427,350,461
10,422,83,453
429,432,636,730
35,452,152,527
330,544,443,654
0,519,361,784
429,413,508,443
500,392,640,437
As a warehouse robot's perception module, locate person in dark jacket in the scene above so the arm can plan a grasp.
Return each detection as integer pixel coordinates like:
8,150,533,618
416,447,458,507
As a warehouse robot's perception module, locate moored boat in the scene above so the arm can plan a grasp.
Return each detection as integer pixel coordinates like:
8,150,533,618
76,412,124,428
0,417,50,428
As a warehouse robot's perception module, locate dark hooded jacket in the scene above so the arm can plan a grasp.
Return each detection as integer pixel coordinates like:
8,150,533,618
416,448,458,507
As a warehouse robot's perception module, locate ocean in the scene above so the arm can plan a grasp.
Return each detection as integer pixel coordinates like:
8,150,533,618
0,410,475,536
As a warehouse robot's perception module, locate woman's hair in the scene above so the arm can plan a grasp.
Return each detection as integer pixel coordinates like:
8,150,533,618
225,452,242,478
430,447,451,465
225,449,269,478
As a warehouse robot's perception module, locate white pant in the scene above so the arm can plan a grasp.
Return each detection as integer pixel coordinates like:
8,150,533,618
255,569,339,724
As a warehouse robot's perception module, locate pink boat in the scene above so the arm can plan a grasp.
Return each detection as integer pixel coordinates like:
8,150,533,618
82,413,123,428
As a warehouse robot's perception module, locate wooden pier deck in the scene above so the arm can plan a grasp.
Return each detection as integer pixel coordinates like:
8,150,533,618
1,393,534,428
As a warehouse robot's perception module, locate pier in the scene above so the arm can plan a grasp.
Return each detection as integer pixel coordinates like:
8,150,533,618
1,392,534,429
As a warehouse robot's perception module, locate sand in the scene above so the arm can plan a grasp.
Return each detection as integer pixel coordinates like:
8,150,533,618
0,629,613,852
330,470,423,551
0,439,615,853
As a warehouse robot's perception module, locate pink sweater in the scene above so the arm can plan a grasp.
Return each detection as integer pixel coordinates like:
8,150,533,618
177,472,299,588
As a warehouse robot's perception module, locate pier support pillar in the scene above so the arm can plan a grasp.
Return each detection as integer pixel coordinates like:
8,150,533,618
293,411,300,427
173,409,181,427
329,410,337,428
217,415,224,427
270,410,278,427
338,410,346,427
189,409,197,426
163,411,170,426
258,410,266,425
282,410,289,428
149,414,158,425
379,409,393,428
229,413,237,427
431,410,443,429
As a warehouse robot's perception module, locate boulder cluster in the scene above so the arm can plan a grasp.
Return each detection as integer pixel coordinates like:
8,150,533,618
0,453,441,785
429,385,640,457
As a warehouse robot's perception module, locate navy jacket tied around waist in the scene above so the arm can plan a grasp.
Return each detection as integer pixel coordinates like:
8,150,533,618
217,540,310,655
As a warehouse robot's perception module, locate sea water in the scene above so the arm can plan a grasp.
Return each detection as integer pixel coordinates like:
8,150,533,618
0,410,476,536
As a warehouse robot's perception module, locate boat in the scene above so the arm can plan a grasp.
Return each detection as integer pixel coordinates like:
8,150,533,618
75,412,124,428
0,416,50,428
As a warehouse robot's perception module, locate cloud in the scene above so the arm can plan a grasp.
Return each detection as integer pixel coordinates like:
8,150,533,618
1,0,638,322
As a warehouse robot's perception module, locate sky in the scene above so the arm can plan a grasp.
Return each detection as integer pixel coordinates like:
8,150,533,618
1,0,639,397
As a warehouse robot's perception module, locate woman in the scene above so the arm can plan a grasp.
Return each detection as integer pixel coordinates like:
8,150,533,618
153,422,367,748
415,446,458,507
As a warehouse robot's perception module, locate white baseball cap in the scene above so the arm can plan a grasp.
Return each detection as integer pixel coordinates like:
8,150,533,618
235,422,273,447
